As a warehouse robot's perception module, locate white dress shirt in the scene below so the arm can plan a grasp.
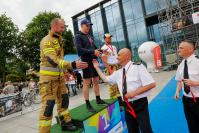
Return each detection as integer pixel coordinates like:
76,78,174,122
175,54,199,97
106,61,155,101
101,44,118,65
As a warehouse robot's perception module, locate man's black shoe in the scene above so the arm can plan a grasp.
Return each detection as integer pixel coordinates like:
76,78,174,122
96,99,108,105
61,121,78,131
87,104,96,113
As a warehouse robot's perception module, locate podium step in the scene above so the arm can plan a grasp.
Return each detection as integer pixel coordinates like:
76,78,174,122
70,99,117,123
51,99,118,133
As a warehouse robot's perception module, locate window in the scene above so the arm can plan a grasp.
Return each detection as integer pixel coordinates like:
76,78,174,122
122,0,134,22
95,11,104,34
115,26,125,49
105,2,122,30
135,21,148,44
104,2,126,50
112,2,122,26
157,0,167,10
171,0,177,6
127,24,138,47
90,14,98,33
122,0,143,21
105,6,115,30
147,24,161,42
132,0,143,19
153,24,161,42
93,33,104,48
144,0,157,15
144,0,175,15
89,10,104,48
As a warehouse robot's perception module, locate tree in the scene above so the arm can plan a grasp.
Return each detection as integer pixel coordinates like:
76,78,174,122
23,11,76,71
0,14,19,82
63,29,76,54
5,57,29,82
5,57,30,82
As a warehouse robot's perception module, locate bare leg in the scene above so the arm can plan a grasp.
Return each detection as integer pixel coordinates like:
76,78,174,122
92,76,100,96
83,78,96,112
83,78,91,100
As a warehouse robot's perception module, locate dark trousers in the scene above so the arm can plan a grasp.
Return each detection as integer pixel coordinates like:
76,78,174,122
125,97,153,133
183,96,199,133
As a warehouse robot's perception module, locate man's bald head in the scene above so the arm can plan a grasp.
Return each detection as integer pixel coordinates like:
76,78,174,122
50,18,64,28
50,18,65,35
117,48,132,66
119,48,132,59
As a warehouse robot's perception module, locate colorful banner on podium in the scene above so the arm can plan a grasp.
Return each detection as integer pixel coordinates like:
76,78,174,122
83,101,123,133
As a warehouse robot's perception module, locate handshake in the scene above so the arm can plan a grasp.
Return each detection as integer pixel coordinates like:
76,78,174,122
94,49,103,57
94,49,109,57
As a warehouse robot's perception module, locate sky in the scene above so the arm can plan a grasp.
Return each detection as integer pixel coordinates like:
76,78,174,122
0,0,102,32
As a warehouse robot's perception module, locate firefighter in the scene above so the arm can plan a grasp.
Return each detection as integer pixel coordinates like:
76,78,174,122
39,18,88,133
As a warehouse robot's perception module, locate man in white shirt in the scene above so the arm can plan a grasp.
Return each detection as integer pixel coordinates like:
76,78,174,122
93,48,155,133
101,33,121,102
101,33,118,66
174,40,199,133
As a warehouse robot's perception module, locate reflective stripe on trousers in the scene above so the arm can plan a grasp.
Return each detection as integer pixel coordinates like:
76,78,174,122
39,120,52,127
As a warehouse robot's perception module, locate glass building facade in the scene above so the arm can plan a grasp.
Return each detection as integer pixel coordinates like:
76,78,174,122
72,0,177,62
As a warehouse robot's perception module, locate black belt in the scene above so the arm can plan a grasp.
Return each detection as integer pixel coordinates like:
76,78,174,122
129,97,147,103
183,95,199,100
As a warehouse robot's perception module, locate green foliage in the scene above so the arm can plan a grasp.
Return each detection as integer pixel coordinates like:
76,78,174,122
6,74,22,82
0,13,19,82
26,73,39,82
63,29,76,54
5,57,29,82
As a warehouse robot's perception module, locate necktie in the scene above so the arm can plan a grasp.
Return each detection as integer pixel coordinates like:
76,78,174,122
122,68,127,97
184,60,190,94
122,68,137,118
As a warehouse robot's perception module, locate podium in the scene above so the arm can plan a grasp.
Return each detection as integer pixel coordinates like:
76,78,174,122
51,99,127,133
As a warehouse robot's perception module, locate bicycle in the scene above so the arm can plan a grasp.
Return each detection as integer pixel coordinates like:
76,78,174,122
21,88,41,107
